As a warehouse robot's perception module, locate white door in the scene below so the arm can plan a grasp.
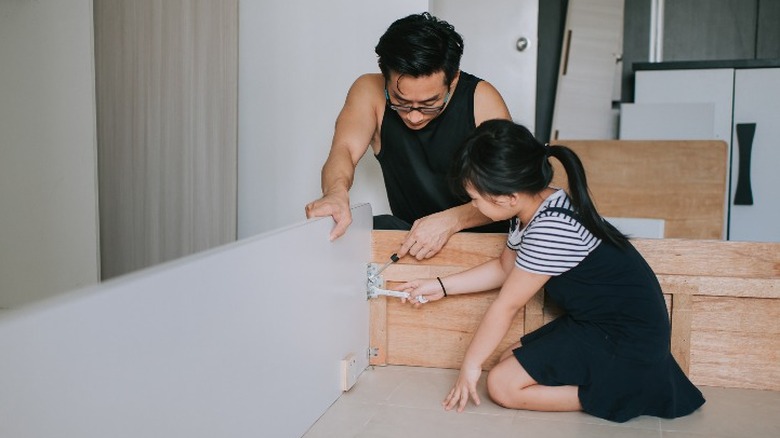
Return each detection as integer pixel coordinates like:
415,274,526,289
730,68,780,242
429,0,538,129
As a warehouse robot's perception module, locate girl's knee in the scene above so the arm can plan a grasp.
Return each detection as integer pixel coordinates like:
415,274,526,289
487,357,536,408
486,369,507,407
487,364,515,408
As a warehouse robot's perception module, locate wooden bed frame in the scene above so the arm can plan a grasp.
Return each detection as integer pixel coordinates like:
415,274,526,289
369,230,780,392
551,140,729,239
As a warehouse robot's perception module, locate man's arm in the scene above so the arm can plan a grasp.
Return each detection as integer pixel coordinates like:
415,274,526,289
399,79,512,259
305,74,383,240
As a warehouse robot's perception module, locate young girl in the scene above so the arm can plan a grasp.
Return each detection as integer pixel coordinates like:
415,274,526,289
397,120,705,423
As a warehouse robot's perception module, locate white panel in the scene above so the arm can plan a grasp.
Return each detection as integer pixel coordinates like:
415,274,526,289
430,0,539,128
0,0,99,307
238,1,426,238
633,69,734,143
730,68,780,242
0,204,372,438
605,217,665,239
619,102,715,139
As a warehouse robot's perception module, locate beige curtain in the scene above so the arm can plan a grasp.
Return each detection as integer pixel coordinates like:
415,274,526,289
94,0,238,279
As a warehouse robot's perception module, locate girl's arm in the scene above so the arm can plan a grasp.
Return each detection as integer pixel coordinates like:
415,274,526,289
397,246,516,303
443,264,550,412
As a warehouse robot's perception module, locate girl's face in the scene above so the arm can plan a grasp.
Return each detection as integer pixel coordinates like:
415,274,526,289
465,185,518,222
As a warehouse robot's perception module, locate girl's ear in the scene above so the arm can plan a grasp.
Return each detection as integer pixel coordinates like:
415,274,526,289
506,192,522,206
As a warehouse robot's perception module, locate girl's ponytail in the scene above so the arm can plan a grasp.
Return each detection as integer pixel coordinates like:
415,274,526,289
548,145,628,248
453,119,629,248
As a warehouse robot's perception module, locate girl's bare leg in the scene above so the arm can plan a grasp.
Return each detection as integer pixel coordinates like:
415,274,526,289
498,342,521,361
487,354,582,412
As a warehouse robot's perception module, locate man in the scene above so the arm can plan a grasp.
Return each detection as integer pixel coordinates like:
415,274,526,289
305,12,511,260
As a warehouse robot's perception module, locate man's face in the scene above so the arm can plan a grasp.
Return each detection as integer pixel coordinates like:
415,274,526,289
385,71,451,130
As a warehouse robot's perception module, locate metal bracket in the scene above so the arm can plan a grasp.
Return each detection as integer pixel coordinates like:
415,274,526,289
366,263,427,303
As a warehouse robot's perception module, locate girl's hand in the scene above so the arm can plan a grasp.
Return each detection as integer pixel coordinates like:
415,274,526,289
443,366,482,412
393,278,446,305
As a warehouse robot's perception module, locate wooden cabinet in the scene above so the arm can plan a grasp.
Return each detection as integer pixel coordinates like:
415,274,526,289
730,68,780,241
627,64,780,242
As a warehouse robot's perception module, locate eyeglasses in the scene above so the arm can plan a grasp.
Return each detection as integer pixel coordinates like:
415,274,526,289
384,88,450,115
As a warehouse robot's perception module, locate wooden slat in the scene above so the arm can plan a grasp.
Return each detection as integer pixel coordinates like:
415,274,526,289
369,297,388,366
670,293,694,374
551,140,728,239
658,275,780,299
383,287,524,370
633,238,780,278
372,230,505,267
380,264,471,283
689,296,780,391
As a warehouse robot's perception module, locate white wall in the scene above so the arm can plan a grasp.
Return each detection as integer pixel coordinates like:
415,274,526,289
238,0,427,238
0,0,99,307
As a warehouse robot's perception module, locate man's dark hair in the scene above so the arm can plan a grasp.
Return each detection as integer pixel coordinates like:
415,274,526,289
375,12,464,86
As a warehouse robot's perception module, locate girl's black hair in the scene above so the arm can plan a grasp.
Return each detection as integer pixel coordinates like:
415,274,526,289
375,12,463,86
451,119,628,248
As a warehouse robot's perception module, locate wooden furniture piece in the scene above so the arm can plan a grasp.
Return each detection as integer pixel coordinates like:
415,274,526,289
551,140,729,239
370,230,780,392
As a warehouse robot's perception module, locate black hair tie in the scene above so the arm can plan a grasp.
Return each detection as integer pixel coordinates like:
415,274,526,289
436,276,448,297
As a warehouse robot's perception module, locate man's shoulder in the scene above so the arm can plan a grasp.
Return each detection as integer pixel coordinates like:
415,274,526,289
470,74,512,123
353,73,385,90
345,74,386,116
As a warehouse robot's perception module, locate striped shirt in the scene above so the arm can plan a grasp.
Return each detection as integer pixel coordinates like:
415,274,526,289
506,189,601,276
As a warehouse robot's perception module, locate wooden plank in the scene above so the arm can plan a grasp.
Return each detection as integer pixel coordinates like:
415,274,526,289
372,231,520,370
658,275,780,299
383,287,524,370
689,296,780,391
670,293,694,374
374,232,780,281
633,238,780,278
372,230,506,268
369,297,388,366
550,140,728,239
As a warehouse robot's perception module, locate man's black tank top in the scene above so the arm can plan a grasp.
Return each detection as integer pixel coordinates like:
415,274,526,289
376,71,508,233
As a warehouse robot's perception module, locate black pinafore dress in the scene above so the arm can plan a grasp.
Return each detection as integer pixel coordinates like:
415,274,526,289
513,208,705,422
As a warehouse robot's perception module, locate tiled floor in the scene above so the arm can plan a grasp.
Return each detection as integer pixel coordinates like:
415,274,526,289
302,365,780,438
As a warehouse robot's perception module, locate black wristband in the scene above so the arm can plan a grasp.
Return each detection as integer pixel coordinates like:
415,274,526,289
436,276,448,297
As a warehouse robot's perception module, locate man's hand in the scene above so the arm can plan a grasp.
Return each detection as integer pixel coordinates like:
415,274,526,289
397,211,458,260
305,190,352,241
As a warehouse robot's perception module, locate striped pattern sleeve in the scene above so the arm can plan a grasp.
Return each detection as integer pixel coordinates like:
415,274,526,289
511,213,601,276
